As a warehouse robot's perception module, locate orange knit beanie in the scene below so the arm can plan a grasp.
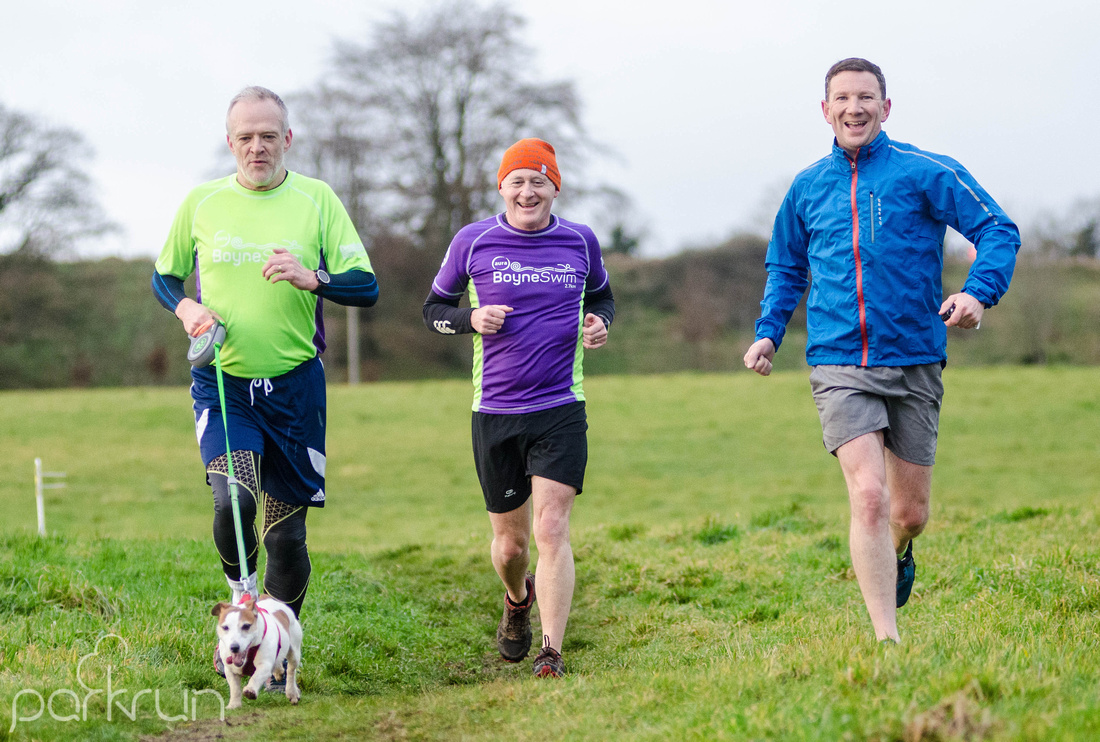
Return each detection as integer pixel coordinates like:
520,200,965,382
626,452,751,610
497,138,561,190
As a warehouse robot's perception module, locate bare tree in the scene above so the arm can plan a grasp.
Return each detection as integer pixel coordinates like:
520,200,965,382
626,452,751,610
285,2,634,384
0,102,114,256
291,1,609,255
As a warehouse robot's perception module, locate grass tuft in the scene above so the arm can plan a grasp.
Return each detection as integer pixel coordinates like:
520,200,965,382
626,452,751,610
608,524,646,542
693,516,740,545
749,501,819,533
987,506,1050,524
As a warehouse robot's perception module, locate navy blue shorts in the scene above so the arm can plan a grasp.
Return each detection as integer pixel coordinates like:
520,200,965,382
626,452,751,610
191,356,327,508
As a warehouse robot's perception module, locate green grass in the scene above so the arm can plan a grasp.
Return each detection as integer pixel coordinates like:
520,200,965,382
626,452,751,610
1,368,1099,740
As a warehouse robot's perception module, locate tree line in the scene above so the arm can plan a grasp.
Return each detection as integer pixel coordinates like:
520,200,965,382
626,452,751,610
7,238,1100,390
2,3,1099,389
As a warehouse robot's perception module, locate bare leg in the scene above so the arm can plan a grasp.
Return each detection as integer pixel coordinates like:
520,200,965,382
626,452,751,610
488,501,532,603
886,449,932,555
836,432,898,642
530,476,577,653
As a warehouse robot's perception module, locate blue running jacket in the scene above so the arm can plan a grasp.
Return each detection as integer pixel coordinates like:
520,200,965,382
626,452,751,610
755,131,1020,367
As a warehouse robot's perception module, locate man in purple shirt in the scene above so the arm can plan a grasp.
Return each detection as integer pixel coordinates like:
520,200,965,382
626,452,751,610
424,138,615,677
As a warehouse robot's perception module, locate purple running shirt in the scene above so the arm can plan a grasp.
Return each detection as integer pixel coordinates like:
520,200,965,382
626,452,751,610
431,213,610,414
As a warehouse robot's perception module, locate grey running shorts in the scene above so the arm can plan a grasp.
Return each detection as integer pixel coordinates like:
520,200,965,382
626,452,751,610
808,364,943,466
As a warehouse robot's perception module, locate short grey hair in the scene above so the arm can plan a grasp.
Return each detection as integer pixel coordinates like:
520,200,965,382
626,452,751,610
226,86,290,135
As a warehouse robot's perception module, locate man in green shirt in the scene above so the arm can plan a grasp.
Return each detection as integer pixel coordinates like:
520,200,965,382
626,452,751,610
151,88,378,667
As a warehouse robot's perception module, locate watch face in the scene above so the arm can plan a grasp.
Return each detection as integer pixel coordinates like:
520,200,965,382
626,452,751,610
316,269,331,285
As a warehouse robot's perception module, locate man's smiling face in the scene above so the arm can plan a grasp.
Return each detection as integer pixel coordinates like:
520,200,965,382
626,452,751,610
822,70,891,156
499,168,558,231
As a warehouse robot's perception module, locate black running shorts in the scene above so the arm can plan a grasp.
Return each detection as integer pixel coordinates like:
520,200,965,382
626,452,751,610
471,401,588,513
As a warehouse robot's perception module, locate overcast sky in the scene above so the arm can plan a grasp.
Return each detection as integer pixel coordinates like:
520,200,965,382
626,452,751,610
3,0,1098,258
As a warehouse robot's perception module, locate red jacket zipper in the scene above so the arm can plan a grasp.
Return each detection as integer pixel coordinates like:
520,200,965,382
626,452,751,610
849,152,869,366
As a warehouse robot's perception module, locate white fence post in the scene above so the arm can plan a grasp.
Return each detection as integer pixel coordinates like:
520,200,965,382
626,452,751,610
34,458,66,536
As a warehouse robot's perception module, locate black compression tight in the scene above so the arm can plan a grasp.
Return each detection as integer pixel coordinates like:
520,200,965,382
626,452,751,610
208,452,312,617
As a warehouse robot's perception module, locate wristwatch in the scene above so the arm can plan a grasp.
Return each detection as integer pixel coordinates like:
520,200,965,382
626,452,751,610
313,269,331,293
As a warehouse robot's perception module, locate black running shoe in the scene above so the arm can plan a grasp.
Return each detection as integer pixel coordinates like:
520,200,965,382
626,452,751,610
496,573,535,662
213,642,225,678
533,641,565,678
896,540,915,608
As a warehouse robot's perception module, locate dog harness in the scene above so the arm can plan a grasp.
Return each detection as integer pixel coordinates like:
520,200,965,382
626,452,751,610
240,601,285,678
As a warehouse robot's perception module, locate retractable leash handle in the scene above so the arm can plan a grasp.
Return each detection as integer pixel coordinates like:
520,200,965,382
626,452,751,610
212,337,252,591
188,319,227,368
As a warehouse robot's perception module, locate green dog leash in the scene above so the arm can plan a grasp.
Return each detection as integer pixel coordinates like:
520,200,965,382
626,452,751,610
213,338,251,590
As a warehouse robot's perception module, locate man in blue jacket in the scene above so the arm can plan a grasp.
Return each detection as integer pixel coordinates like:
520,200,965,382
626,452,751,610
744,58,1019,643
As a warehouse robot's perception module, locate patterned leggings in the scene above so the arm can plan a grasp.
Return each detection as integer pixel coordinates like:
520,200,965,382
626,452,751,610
208,451,311,617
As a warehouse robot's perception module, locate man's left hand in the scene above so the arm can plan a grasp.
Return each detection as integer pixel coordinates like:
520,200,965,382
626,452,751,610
939,292,984,330
262,247,319,290
582,314,608,349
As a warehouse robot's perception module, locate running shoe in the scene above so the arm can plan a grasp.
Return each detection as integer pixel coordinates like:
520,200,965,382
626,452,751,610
263,659,289,694
496,573,535,662
533,643,565,678
213,642,225,678
896,539,915,608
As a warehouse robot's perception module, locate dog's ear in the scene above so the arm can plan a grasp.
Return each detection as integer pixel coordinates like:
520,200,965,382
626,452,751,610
212,602,229,617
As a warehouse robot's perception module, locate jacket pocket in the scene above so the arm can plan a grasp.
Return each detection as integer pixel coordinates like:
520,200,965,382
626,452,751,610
868,192,875,243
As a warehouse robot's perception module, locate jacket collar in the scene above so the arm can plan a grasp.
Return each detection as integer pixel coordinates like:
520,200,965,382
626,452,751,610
831,130,890,168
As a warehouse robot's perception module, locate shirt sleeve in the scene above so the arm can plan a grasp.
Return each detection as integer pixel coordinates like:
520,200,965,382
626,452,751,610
151,271,188,313
923,159,1020,308
154,195,198,279
430,234,472,299
574,225,614,326
313,269,379,307
583,285,615,328
423,290,474,334
755,185,810,351
317,182,373,276
582,225,611,294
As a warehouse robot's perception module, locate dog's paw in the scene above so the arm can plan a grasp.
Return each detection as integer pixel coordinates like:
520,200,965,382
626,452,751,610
227,699,242,710
288,692,300,705
243,687,258,700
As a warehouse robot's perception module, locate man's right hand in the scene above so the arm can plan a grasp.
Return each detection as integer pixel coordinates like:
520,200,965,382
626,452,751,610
471,305,513,335
175,298,223,337
743,338,777,376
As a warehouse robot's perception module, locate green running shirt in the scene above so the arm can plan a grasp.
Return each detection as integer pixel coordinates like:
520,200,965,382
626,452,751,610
156,172,372,377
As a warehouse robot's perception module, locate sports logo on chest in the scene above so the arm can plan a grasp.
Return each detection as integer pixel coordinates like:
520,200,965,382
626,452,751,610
211,231,308,267
489,255,579,289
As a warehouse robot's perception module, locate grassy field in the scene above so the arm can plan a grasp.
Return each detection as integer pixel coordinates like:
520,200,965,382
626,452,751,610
1,368,1099,740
